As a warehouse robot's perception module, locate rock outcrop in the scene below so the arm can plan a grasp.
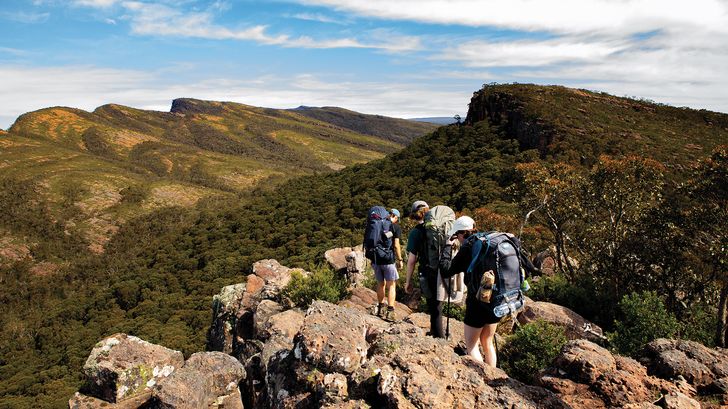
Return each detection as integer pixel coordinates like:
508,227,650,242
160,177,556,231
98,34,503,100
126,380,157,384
518,300,605,342
539,339,706,408
81,333,184,404
72,258,728,408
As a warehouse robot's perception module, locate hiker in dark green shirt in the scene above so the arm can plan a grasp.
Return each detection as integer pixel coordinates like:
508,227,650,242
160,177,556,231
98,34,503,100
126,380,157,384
404,200,446,338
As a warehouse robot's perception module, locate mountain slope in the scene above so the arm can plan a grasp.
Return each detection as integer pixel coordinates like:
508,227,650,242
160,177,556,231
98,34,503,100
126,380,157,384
290,106,438,145
466,83,728,168
1,99,430,254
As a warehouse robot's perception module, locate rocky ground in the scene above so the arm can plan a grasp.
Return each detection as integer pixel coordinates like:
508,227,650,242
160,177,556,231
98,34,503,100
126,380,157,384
70,252,728,408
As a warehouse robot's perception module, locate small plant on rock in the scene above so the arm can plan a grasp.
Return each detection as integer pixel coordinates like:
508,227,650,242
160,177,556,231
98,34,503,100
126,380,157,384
500,320,567,383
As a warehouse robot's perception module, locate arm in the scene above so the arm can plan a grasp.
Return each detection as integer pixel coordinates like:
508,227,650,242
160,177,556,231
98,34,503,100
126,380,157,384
440,242,472,279
405,251,417,294
394,238,403,270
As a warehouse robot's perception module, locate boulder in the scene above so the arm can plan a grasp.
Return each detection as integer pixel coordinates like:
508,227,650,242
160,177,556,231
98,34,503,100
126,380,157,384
641,338,728,390
295,301,386,374
82,333,183,403
324,245,364,274
252,259,307,291
540,339,692,408
552,339,616,384
654,391,701,409
253,300,284,340
338,286,412,320
152,352,245,409
517,300,605,342
364,322,567,408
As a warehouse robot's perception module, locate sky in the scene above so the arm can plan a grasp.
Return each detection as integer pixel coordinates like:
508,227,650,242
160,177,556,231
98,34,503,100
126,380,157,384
1,0,727,129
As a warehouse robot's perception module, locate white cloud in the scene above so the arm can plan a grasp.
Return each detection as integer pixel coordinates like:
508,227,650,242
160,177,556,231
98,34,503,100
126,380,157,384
118,1,421,51
290,12,346,24
0,65,465,130
74,0,120,7
439,38,630,67
0,11,50,23
296,0,728,35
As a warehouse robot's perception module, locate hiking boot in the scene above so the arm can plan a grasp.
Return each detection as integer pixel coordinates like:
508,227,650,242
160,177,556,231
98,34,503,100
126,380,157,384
384,307,396,322
371,303,386,318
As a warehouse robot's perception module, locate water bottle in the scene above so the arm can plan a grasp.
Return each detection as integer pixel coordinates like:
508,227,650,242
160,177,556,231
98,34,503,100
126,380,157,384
493,302,511,318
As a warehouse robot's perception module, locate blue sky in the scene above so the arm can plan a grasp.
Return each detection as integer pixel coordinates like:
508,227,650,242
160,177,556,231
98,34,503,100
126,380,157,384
1,0,726,129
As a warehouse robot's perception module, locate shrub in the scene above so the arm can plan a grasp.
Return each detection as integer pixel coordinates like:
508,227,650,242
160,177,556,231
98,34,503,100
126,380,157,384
607,291,680,356
500,320,568,383
281,267,349,309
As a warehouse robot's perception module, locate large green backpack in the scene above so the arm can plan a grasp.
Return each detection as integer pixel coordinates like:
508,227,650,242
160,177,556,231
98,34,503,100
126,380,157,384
418,205,455,298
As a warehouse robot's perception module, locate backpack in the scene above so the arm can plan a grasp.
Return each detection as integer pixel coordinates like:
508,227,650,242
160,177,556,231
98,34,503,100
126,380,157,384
418,205,455,298
363,206,395,265
467,232,525,318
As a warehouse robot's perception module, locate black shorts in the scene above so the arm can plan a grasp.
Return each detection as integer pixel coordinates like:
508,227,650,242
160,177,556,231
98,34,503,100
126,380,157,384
463,296,502,328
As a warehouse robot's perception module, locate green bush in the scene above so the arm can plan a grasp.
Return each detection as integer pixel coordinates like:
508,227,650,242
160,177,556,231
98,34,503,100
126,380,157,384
500,320,568,383
607,291,680,356
281,267,349,309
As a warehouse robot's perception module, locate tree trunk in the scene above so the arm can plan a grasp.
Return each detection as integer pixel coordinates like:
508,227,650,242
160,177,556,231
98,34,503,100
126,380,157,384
718,284,728,348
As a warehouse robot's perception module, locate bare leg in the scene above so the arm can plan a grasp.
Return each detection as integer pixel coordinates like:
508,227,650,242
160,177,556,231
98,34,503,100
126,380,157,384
480,323,498,367
385,280,396,306
376,281,385,304
464,324,484,362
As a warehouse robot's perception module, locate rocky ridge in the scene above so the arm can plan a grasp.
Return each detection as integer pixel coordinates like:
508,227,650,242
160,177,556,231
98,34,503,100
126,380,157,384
70,255,728,408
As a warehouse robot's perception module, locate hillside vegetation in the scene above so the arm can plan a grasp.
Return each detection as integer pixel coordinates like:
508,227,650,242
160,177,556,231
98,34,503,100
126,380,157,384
291,106,437,145
1,99,434,256
0,84,725,408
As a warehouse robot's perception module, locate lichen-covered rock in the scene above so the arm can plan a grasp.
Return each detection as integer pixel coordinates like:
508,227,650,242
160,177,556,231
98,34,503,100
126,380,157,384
82,333,183,403
209,388,244,409
641,338,728,390
517,300,604,342
295,301,386,374
208,283,247,353
152,352,245,409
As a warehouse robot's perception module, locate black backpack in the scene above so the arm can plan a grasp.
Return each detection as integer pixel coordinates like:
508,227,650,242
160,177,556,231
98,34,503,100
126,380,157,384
467,232,525,318
363,206,395,265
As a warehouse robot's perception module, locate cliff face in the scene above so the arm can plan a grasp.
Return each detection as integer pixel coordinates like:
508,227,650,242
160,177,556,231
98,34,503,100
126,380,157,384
464,84,728,166
465,87,555,154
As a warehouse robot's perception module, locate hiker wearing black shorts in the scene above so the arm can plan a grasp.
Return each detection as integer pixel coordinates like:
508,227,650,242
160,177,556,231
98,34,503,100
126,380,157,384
440,217,539,367
404,200,447,338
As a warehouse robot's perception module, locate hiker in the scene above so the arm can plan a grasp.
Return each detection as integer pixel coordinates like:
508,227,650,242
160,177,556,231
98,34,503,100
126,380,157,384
404,200,448,338
439,218,540,367
364,206,399,321
389,209,404,270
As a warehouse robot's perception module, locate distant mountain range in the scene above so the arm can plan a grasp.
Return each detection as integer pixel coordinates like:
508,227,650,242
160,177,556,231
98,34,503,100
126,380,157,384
0,99,437,253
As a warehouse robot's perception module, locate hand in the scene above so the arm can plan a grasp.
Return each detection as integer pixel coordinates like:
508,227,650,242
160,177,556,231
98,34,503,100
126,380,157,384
405,280,413,294
396,259,404,270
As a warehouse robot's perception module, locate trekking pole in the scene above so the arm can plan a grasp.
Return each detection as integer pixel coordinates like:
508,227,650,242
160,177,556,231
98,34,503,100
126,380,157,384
444,274,451,340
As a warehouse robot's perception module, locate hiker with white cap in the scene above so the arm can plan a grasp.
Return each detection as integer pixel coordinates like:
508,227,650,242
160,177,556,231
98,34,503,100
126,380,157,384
439,216,540,367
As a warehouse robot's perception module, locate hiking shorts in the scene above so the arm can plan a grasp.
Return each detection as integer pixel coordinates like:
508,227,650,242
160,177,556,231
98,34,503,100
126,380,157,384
373,263,399,282
463,296,502,328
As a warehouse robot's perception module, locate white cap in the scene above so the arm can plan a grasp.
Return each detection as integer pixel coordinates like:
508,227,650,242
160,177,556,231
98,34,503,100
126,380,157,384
448,216,475,236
